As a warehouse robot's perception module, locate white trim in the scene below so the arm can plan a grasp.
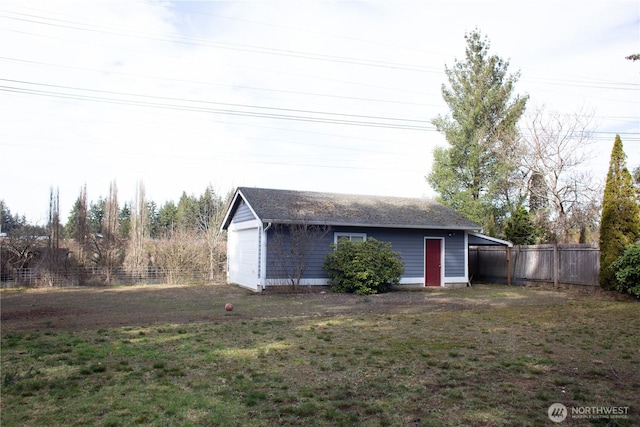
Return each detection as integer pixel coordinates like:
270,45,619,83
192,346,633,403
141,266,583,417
227,218,261,231
265,278,330,286
444,276,469,283
424,237,445,287
333,232,367,244
398,277,425,285
266,276,459,287
237,189,262,221
468,232,513,247
260,223,268,291
396,276,468,285
463,232,469,283
221,189,262,231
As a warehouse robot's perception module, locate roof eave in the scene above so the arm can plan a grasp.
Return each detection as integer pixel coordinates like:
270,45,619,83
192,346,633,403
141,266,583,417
468,232,513,247
262,219,481,231
220,188,261,231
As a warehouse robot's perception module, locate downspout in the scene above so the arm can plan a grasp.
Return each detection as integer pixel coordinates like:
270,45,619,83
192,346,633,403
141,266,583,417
261,222,272,291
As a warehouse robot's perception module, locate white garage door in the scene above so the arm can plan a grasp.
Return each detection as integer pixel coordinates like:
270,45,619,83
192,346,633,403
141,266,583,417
228,227,260,290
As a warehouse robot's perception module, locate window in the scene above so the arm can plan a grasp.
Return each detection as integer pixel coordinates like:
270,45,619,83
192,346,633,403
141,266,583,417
334,232,367,244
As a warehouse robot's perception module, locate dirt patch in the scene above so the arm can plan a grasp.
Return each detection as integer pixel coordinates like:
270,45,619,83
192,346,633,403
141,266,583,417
0,283,583,333
0,306,86,321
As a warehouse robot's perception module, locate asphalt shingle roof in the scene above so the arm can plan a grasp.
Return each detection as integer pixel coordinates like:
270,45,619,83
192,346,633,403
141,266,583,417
230,187,480,230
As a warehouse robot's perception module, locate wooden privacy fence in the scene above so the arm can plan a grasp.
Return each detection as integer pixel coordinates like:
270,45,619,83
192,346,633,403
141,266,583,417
469,244,600,287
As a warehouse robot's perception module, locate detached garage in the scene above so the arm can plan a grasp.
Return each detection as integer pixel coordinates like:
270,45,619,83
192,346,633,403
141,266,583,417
225,199,263,290
221,187,509,292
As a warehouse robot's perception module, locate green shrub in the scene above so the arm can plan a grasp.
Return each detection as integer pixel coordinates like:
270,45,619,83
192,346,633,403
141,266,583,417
504,206,538,245
599,135,640,289
323,238,404,295
612,243,640,298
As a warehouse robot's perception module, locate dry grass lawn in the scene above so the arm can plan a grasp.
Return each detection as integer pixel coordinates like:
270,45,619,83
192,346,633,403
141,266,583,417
1,283,638,426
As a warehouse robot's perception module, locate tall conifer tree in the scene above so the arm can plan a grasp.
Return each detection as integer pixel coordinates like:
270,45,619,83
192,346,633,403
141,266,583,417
599,135,640,289
504,206,537,245
428,29,528,233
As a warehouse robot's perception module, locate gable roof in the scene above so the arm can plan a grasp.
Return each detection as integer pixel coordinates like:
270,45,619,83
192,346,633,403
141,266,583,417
222,187,481,231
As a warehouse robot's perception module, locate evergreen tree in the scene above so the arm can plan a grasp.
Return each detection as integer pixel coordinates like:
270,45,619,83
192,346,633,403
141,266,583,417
119,202,131,238
1,200,26,234
504,206,537,245
64,201,79,239
157,201,178,236
197,185,224,230
427,29,528,233
176,192,199,230
66,186,89,270
599,135,640,289
147,200,160,238
88,197,105,234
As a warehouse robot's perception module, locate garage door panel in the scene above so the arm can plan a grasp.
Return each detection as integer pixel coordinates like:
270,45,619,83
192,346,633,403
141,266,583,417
228,227,260,289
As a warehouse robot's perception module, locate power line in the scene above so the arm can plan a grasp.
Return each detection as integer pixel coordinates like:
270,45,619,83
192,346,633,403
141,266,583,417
0,11,438,73
1,6,637,139
1,9,638,91
0,56,438,108
0,79,436,131
1,77,637,140
0,27,435,98
2,56,637,129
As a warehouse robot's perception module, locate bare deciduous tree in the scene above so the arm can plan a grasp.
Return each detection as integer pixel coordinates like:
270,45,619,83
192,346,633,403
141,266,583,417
89,181,123,283
47,187,60,268
196,189,226,281
270,219,330,289
153,228,208,284
126,180,148,274
66,185,91,284
3,226,42,270
520,106,601,243
43,186,64,285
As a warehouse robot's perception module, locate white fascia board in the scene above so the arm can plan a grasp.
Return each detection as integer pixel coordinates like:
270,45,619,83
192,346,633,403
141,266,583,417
221,189,263,231
220,190,243,231
468,232,513,247
236,188,262,223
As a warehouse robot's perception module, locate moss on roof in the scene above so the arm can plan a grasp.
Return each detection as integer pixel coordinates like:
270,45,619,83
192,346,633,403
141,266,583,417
232,187,480,230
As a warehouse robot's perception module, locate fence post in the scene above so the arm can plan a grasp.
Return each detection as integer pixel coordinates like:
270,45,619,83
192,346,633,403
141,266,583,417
553,243,559,287
506,246,512,286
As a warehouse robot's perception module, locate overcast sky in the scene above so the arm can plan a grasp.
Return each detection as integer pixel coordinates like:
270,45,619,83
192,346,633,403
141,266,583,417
1,0,638,225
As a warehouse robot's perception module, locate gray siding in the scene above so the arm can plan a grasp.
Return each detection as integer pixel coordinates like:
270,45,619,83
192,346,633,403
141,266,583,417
367,228,465,279
265,226,334,280
265,226,467,280
232,200,256,223
444,233,465,277
364,228,427,278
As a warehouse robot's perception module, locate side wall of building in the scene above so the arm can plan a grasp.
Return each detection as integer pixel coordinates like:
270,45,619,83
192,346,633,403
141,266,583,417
264,226,468,286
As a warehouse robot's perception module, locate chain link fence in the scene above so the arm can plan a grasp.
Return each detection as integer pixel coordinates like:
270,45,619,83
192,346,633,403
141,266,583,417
1,266,217,288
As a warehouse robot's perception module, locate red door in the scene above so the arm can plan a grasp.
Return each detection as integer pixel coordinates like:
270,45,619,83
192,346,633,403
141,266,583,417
425,239,441,286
